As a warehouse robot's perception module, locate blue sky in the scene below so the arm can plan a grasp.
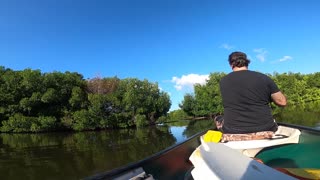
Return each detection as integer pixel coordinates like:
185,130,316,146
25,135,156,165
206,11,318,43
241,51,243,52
1,0,319,111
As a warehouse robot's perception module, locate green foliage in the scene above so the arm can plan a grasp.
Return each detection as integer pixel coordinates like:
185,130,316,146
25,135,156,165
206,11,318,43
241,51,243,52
168,109,189,121
60,112,73,129
1,113,57,133
86,93,116,128
0,67,171,132
30,116,57,132
1,114,33,132
154,92,171,120
72,110,94,131
275,103,320,126
179,93,196,117
6,65,319,132
69,86,88,110
0,68,90,132
118,78,171,125
41,88,58,103
106,113,132,128
157,116,168,123
135,114,148,127
180,72,225,117
180,71,320,125
20,69,43,95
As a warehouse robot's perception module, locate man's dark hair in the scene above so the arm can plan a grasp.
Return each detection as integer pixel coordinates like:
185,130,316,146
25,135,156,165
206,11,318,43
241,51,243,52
228,51,251,68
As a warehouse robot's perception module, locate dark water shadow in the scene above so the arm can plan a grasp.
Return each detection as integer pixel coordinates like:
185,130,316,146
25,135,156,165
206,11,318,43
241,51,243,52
263,158,299,168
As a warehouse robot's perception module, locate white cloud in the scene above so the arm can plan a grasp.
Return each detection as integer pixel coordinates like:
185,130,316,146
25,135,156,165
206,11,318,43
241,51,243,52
253,48,268,62
171,74,209,91
220,43,234,50
279,56,292,62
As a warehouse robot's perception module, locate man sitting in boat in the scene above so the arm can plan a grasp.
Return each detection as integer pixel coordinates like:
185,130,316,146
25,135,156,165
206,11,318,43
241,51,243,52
215,51,287,142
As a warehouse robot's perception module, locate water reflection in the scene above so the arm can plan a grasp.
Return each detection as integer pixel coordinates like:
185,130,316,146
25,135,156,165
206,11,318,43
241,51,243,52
0,120,213,180
170,126,187,143
274,102,320,127
0,108,318,180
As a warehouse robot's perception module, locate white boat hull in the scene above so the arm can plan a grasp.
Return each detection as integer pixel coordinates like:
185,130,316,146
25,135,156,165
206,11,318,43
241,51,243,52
189,142,296,180
190,126,301,179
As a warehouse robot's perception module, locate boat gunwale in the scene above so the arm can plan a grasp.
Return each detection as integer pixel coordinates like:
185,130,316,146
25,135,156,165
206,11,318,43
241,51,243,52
278,122,320,134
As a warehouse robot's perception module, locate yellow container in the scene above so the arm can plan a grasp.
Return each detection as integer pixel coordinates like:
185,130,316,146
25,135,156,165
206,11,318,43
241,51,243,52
203,130,222,143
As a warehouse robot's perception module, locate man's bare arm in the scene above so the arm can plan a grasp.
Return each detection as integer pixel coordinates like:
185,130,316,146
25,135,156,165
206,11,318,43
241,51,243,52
271,91,287,107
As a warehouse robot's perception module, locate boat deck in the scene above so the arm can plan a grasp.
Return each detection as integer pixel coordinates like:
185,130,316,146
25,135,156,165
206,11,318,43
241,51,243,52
257,131,320,169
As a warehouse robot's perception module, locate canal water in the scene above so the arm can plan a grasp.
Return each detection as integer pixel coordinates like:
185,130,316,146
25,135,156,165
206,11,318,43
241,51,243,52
1,106,319,180
0,120,213,180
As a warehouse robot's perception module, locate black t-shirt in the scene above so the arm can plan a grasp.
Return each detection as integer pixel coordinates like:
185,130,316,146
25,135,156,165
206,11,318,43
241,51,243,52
219,70,280,134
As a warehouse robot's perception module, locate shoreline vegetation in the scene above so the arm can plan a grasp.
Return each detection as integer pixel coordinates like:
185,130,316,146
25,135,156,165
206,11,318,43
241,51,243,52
1,66,319,133
0,66,170,133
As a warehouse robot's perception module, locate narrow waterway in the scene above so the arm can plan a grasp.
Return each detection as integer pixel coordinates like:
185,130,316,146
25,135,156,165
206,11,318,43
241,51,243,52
0,120,213,180
1,107,319,180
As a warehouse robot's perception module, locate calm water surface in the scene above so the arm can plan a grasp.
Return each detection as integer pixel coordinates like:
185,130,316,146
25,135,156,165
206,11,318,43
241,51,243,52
1,107,319,180
0,120,213,180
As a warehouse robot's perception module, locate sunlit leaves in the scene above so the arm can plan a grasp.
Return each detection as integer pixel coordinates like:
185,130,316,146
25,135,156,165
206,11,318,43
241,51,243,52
0,68,88,132
180,72,225,117
179,93,196,117
119,78,171,125
180,71,320,122
69,86,88,109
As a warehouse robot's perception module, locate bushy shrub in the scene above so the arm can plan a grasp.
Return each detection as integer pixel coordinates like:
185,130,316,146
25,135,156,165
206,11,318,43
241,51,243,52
72,110,95,131
135,114,148,127
101,114,118,128
1,114,57,132
1,113,34,132
38,116,56,131
157,116,167,124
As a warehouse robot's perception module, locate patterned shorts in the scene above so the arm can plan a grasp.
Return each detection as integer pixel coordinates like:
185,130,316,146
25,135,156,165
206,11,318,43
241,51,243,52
214,115,275,142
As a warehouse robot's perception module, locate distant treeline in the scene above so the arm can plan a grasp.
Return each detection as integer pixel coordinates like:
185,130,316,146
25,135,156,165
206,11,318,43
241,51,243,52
178,72,320,123
0,66,171,132
1,66,319,132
